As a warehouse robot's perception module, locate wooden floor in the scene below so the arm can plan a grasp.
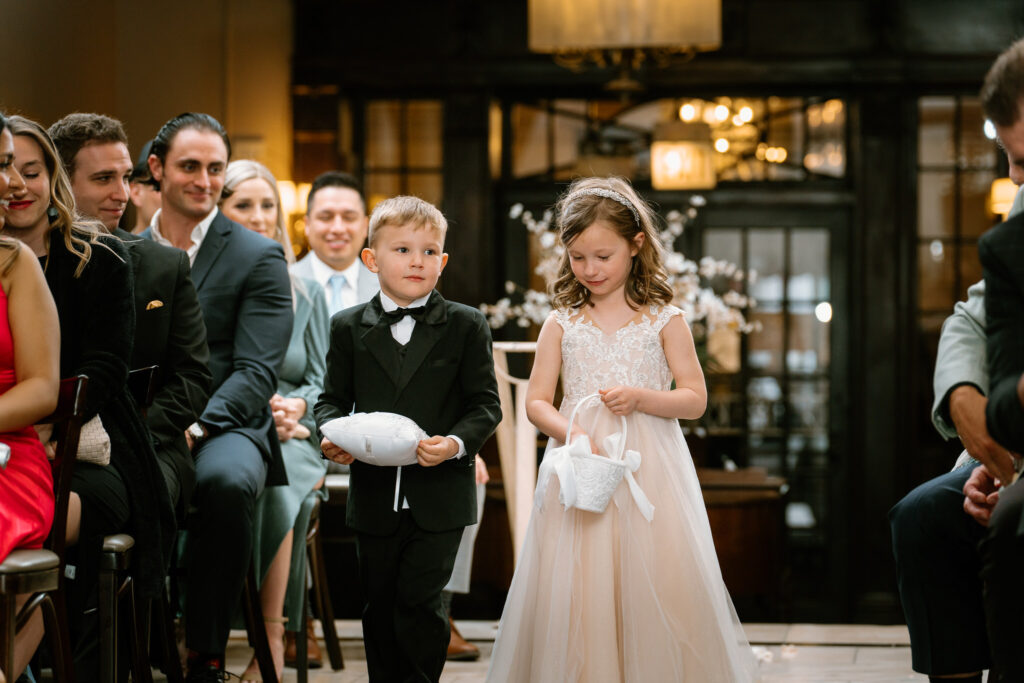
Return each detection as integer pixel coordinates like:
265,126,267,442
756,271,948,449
220,621,968,683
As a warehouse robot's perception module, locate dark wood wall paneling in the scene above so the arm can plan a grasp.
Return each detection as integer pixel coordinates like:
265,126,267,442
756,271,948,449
292,0,1024,622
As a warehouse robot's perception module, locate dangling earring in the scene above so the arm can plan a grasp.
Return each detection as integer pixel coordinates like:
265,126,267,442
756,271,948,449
47,206,59,224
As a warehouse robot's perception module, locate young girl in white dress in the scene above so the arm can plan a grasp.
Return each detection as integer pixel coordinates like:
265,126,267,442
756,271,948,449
487,177,759,682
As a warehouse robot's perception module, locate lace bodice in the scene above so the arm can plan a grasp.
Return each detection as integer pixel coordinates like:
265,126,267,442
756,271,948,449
556,305,683,410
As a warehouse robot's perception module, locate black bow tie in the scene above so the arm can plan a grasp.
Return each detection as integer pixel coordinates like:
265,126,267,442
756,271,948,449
381,306,427,325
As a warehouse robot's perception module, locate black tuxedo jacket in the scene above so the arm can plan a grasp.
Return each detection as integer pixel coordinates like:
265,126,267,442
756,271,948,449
980,213,1024,452
143,211,293,485
315,290,502,535
116,228,211,510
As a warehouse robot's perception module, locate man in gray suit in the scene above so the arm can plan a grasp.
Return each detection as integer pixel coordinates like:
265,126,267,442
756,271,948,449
889,45,1024,681
292,171,379,317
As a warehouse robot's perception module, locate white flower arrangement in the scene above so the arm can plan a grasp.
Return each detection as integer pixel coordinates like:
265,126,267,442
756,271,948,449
481,197,760,344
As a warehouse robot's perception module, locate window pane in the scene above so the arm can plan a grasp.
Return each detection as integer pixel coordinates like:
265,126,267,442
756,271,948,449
787,303,829,373
748,229,786,303
960,170,999,237
406,172,443,207
703,229,743,271
918,241,955,311
958,243,983,297
553,100,586,177
959,99,996,169
917,171,955,238
788,379,829,430
405,101,443,168
918,97,955,167
789,230,829,301
366,173,401,210
748,305,783,374
512,105,550,178
366,101,401,168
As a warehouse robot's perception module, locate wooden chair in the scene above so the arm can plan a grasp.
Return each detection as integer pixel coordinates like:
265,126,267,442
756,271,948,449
97,366,159,683
0,375,88,683
308,474,350,672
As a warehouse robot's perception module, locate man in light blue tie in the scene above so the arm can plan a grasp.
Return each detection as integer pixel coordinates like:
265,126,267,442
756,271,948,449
292,171,379,317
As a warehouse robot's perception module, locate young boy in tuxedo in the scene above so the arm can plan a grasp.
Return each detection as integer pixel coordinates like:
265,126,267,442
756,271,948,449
315,195,501,682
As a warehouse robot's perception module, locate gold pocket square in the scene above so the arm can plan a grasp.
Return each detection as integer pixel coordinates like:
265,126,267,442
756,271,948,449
146,300,164,311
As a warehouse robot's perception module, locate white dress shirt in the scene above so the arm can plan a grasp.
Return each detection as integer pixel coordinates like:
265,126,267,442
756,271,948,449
308,252,363,312
149,207,218,266
378,291,466,510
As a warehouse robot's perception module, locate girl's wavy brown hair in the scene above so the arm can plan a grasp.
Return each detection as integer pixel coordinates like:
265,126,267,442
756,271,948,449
6,115,111,278
550,176,674,311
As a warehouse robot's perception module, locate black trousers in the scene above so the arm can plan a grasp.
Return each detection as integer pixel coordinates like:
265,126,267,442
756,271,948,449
889,463,991,675
184,431,267,654
357,511,463,683
980,476,1024,681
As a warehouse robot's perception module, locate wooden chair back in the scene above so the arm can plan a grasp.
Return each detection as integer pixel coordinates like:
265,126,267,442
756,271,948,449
44,375,88,563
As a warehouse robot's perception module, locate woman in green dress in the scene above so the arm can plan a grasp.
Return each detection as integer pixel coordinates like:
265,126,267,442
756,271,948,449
220,160,329,682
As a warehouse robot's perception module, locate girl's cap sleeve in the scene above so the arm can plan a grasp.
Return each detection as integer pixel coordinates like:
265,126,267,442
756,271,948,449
654,304,684,332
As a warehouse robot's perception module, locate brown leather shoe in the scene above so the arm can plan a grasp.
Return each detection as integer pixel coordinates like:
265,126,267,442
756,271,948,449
283,617,324,669
446,617,480,661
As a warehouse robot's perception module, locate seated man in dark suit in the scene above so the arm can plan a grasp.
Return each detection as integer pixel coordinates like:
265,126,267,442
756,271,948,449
49,112,212,515
143,112,294,683
316,195,501,683
972,41,1024,680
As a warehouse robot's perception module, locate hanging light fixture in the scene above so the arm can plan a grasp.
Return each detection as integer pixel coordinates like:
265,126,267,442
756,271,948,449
988,177,1017,219
651,122,717,190
528,0,721,90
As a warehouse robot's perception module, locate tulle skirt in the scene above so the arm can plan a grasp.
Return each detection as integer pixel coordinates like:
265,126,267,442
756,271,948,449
487,405,759,683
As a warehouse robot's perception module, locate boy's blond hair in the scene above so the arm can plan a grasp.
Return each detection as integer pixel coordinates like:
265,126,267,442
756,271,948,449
368,195,448,246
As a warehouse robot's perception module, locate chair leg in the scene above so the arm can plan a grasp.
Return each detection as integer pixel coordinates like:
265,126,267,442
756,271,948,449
99,567,117,683
122,578,153,683
243,564,278,683
307,519,342,670
295,597,308,683
0,592,15,680
154,586,185,683
40,590,75,683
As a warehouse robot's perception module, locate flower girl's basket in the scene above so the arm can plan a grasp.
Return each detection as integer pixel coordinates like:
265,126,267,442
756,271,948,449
536,393,654,521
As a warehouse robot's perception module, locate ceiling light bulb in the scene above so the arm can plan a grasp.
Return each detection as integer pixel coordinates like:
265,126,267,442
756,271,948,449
715,104,729,122
680,103,697,122
714,138,730,153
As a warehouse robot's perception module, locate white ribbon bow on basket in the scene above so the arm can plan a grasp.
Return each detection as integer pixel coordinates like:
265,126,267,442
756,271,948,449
535,393,654,522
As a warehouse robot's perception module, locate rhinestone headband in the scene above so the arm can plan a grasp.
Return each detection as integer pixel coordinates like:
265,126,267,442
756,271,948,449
569,188,640,226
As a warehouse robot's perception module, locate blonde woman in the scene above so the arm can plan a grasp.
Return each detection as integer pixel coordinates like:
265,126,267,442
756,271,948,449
3,114,174,679
220,160,329,680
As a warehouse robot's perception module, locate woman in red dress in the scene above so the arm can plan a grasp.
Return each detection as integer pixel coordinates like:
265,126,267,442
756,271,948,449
0,110,62,679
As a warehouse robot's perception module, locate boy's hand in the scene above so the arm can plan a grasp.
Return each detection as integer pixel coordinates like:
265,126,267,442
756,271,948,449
600,385,641,416
321,437,354,465
474,454,489,485
417,436,458,467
